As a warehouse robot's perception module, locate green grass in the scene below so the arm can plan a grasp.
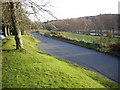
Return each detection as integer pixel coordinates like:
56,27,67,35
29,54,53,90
2,35,119,88
36,30,119,45
60,32,119,45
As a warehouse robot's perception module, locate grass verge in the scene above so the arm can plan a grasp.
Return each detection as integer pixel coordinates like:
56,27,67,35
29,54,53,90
2,35,119,88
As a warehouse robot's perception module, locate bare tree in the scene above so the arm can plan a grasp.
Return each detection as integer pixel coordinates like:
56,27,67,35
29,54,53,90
48,14,118,36
2,0,57,49
2,2,11,37
9,1,23,49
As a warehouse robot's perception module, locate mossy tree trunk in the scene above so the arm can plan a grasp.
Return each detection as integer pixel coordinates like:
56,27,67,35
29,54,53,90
9,1,23,49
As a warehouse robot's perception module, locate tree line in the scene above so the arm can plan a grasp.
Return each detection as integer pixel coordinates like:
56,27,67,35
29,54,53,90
44,14,119,36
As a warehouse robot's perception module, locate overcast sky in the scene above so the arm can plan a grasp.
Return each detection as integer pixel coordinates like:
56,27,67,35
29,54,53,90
29,0,119,22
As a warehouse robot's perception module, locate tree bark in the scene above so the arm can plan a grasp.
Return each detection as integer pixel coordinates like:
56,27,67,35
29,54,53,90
7,25,10,36
9,1,23,49
112,28,114,37
4,26,8,37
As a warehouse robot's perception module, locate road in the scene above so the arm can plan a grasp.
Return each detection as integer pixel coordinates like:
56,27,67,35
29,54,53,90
32,33,120,83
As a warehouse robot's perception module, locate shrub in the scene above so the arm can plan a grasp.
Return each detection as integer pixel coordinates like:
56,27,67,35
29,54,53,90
106,32,112,38
52,34,76,41
50,31,59,34
109,43,120,52
35,31,39,34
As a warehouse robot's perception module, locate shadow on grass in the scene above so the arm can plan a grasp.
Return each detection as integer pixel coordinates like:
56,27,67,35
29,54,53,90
2,39,10,45
2,49,16,52
37,51,53,56
2,48,27,53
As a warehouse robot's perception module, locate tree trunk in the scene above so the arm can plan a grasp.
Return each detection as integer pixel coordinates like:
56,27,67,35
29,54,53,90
9,1,23,49
100,29,103,36
4,26,8,37
7,25,10,36
112,28,114,37
95,30,97,36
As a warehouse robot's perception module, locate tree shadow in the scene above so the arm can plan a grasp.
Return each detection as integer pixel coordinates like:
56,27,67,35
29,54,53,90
2,49,16,52
37,51,51,56
2,39,11,45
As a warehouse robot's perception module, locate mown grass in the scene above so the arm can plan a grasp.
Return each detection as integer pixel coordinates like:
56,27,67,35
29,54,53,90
37,30,119,45
2,35,119,88
60,32,119,46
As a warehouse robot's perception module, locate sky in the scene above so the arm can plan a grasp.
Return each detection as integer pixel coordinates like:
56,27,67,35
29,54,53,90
28,0,120,22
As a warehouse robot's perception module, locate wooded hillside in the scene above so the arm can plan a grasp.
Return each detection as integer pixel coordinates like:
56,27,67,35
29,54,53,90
44,14,119,35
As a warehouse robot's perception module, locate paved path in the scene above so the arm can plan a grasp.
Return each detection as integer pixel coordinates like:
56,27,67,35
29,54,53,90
32,33,120,83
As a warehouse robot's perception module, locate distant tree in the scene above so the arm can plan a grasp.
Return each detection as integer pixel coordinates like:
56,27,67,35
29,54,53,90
2,2,11,36
48,14,118,36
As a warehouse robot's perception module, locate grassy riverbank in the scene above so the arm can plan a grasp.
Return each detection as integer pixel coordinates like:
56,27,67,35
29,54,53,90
2,35,119,88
